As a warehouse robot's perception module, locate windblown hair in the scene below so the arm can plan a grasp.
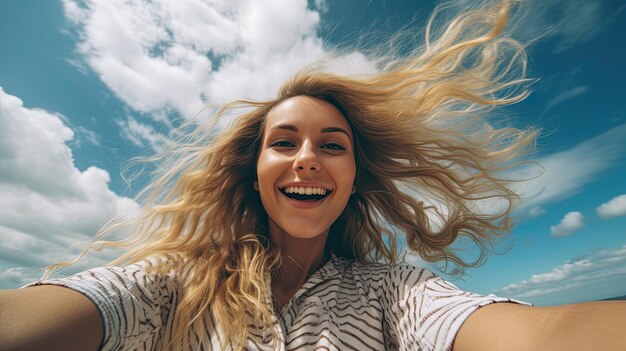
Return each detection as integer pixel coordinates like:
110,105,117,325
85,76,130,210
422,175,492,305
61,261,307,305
46,1,537,349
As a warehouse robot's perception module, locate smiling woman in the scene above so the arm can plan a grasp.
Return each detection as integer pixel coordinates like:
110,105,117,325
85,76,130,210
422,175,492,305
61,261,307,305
258,96,356,239
1,0,625,350
256,96,357,311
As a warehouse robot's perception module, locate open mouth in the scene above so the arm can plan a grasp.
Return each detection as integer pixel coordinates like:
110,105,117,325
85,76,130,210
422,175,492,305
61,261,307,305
279,187,333,202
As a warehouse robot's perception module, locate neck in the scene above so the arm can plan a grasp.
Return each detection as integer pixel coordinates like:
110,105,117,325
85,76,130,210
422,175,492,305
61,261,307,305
269,223,329,292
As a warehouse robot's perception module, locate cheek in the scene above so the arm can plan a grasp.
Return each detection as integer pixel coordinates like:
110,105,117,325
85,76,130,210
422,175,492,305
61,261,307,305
330,157,357,185
256,153,277,212
256,151,283,186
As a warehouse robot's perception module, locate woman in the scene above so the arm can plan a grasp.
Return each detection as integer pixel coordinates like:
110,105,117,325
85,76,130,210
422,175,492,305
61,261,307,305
1,1,624,350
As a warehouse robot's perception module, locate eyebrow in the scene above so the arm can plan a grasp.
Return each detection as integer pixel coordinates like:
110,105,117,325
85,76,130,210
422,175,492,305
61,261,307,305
270,124,351,138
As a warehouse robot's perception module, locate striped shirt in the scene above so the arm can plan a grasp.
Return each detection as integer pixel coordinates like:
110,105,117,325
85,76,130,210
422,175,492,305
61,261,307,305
24,253,527,350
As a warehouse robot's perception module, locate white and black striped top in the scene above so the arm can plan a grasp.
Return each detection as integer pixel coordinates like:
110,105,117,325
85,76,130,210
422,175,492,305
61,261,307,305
25,253,527,350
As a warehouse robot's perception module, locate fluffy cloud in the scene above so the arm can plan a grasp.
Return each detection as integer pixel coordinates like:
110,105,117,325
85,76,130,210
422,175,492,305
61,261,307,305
597,194,626,219
62,0,375,123
0,88,135,288
495,244,626,304
116,116,169,152
550,211,584,237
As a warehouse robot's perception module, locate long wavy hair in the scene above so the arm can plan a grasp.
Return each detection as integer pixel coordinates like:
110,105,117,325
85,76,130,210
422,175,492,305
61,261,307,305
45,0,537,349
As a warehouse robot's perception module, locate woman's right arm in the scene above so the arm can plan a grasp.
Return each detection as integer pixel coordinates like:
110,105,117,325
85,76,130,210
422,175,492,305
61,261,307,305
0,285,103,351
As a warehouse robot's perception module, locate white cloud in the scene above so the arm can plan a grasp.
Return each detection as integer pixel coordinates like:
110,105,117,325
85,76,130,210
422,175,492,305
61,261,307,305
62,0,375,123
445,0,610,53
0,88,136,288
511,124,626,210
495,244,626,303
394,124,626,228
75,126,101,146
597,194,626,219
516,0,608,53
0,267,38,287
548,1,604,53
550,211,584,237
314,0,330,13
527,206,546,218
468,124,626,217
542,86,588,116
116,116,169,152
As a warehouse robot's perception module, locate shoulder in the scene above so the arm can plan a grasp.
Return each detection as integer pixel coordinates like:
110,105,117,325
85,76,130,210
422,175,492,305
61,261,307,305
126,253,183,282
23,254,183,350
25,253,182,304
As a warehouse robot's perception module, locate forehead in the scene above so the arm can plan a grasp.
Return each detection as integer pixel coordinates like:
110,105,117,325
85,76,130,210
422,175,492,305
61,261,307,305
264,96,352,137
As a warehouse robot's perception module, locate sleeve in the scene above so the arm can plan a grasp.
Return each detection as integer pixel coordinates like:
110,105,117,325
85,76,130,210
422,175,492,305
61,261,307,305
21,258,180,351
381,263,531,351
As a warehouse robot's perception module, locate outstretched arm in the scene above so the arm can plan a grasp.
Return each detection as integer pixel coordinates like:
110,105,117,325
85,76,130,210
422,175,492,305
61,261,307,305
0,285,103,351
453,301,626,351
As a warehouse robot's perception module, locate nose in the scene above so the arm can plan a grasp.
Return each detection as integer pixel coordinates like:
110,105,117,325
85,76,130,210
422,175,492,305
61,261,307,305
293,141,320,173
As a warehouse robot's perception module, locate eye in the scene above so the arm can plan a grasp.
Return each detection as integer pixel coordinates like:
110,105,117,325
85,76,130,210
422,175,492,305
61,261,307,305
321,143,346,151
270,140,294,147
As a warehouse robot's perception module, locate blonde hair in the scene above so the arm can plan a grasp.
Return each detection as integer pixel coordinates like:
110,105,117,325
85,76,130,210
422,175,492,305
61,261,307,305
46,0,537,349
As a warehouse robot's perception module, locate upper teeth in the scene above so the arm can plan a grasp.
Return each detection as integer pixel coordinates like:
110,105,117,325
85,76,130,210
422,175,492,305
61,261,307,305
283,186,328,195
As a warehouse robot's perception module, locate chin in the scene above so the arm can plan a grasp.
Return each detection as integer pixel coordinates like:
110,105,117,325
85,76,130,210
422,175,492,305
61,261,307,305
276,220,331,240
284,226,327,239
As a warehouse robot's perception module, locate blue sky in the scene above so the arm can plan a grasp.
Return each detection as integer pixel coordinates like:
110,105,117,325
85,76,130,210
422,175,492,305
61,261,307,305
1,0,625,306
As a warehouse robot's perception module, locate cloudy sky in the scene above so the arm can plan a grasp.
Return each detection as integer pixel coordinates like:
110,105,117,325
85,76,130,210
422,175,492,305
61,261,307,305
1,0,625,306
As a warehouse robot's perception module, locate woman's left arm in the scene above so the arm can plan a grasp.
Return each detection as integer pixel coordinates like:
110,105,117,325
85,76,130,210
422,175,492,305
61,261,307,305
453,301,626,351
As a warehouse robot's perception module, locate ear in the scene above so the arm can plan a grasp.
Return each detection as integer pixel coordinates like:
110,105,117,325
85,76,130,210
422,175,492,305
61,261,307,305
253,181,259,191
351,185,356,195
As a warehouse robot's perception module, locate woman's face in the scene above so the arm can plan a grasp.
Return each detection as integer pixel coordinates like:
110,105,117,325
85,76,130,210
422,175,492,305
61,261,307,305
256,95,356,240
